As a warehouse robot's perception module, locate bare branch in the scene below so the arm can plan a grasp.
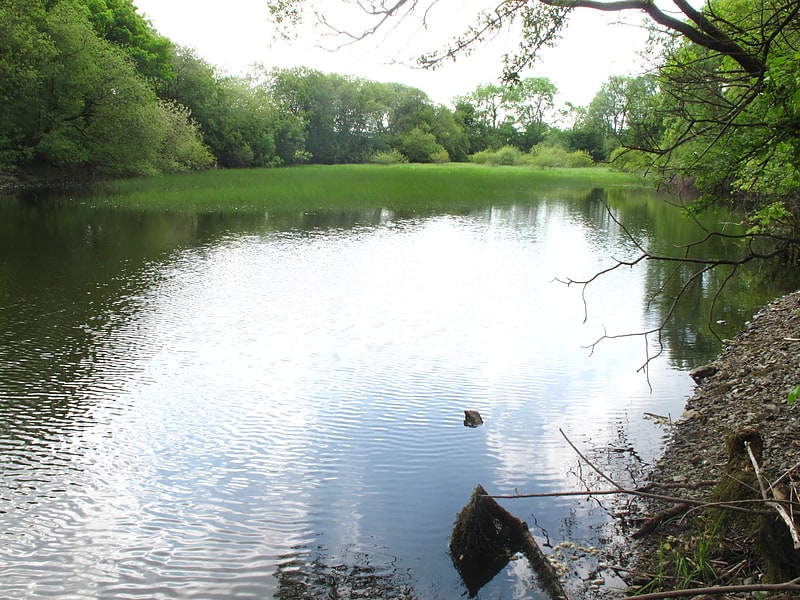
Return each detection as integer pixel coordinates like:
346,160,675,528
745,440,800,549
538,0,764,76
557,198,796,373
623,577,800,599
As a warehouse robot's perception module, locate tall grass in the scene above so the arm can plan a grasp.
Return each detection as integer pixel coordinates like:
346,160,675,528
92,163,645,213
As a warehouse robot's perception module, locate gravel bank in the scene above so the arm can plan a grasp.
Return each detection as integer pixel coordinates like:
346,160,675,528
628,290,800,595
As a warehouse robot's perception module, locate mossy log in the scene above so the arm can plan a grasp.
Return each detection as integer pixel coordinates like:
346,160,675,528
450,484,568,599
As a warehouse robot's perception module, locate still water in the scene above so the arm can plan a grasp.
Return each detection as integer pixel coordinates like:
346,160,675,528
0,185,792,598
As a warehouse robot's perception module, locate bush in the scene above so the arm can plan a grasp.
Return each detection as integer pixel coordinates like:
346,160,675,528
468,144,594,168
528,144,567,168
469,149,496,165
527,144,595,168
368,149,408,164
430,148,451,163
469,146,529,166
494,145,524,165
398,127,448,163
563,150,594,168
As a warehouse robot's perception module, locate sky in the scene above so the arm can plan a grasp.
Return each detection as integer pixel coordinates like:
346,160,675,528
132,0,654,107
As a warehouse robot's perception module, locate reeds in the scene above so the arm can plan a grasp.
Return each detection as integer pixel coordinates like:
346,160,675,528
92,163,642,213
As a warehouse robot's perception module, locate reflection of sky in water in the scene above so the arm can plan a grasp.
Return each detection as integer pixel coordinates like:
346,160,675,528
0,203,696,599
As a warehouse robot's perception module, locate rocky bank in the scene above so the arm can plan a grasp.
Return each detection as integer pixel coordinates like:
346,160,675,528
627,290,800,596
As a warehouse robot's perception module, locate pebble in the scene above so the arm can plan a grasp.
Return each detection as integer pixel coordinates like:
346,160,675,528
630,290,800,589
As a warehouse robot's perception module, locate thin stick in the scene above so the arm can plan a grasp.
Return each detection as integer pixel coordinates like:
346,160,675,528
745,440,800,549
559,428,622,489
491,487,773,514
545,430,771,515
624,576,800,599
489,480,717,500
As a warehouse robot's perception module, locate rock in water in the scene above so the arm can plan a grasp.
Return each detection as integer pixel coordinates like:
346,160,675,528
463,410,483,427
689,364,718,384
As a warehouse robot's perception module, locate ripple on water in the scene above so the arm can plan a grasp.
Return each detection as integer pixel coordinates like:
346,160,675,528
0,211,696,599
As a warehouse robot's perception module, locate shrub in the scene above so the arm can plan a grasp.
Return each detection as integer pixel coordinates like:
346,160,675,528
529,144,568,168
398,127,448,163
563,150,594,168
368,149,408,165
469,146,528,166
292,149,313,164
494,145,524,166
468,144,594,168
469,149,496,165
430,148,451,163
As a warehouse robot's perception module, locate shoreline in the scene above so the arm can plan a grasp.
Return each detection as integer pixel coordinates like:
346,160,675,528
626,290,800,596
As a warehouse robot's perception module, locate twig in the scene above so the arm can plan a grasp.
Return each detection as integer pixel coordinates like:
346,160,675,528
623,575,800,599
559,428,622,489
489,480,717,500
550,429,771,515
745,440,800,549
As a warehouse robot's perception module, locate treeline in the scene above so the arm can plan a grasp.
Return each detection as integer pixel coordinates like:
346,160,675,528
1,0,636,178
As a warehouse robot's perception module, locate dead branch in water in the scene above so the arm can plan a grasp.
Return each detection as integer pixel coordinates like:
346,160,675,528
478,428,800,598
490,429,778,515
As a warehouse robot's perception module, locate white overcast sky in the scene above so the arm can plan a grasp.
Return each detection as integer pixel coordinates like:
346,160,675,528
132,0,653,106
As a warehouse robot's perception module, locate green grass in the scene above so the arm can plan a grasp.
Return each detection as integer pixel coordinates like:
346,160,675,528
91,163,646,214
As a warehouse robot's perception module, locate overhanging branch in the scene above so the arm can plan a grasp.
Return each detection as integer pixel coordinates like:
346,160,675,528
538,0,764,76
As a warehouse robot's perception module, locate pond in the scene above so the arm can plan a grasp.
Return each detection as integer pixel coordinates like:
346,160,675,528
0,181,793,599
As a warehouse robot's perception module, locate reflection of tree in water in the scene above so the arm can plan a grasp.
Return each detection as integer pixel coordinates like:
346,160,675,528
566,188,800,371
274,549,418,599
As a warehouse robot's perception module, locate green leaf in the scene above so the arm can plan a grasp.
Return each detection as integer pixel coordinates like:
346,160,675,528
788,385,800,405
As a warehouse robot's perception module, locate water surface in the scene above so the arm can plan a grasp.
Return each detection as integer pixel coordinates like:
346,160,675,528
0,186,793,598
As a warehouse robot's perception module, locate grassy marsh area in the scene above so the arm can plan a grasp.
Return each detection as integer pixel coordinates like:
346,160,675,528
92,164,645,213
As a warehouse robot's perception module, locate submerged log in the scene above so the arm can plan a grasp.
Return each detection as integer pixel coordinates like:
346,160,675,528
450,485,568,599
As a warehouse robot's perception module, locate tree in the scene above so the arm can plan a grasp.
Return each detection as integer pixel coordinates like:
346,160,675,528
570,74,661,161
430,105,469,162
453,78,557,152
0,2,55,170
398,126,449,163
646,2,800,214
454,85,512,150
267,0,771,83
265,68,462,164
503,77,557,148
1,0,211,176
267,0,800,374
160,49,282,168
80,0,174,80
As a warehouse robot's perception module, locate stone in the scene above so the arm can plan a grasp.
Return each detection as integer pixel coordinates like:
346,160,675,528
689,364,719,384
463,410,484,427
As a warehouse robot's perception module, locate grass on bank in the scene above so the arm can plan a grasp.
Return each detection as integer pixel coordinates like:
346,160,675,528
91,163,645,213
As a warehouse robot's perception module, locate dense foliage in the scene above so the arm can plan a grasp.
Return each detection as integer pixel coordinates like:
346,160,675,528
1,0,619,179
7,0,797,236
266,0,800,245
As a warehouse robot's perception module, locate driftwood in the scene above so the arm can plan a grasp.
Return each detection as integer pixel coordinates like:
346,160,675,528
450,485,567,599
